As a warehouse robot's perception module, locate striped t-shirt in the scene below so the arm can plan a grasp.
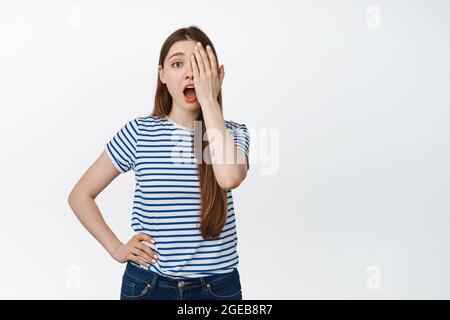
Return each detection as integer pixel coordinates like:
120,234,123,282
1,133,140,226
105,115,250,279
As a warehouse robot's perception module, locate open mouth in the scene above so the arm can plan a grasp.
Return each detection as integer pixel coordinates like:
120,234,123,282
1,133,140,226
183,86,197,103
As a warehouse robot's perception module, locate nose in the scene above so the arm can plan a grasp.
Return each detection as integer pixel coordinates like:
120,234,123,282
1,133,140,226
186,55,195,77
185,68,194,80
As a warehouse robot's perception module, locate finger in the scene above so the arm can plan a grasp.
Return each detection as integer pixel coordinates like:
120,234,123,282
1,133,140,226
128,254,149,267
205,45,218,77
131,247,154,264
135,232,155,244
133,248,156,262
133,245,154,261
191,54,199,80
136,242,158,260
194,43,206,77
197,42,211,77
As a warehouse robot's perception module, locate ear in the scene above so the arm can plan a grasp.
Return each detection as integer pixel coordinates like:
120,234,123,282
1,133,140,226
219,65,225,87
158,65,165,84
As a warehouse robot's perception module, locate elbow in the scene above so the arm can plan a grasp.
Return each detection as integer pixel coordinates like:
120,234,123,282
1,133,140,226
67,188,83,208
217,176,243,191
215,165,248,190
68,184,95,207
67,189,76,208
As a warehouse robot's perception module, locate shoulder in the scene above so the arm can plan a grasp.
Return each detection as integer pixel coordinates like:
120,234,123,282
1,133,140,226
135,114,165,125
224,119,248,130
129,114,167,130
224,120,250,144
112,115,165,137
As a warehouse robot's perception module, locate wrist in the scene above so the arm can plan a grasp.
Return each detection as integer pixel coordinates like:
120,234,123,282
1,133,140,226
199,97,219,110
108,239,123,257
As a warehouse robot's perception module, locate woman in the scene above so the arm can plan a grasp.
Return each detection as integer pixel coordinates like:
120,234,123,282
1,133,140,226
68,26,250,300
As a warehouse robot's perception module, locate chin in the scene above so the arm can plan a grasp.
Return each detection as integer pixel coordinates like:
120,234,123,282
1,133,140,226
182,99,200,109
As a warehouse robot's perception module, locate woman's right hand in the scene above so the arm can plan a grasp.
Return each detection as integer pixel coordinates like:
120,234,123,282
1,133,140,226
111,233,158,267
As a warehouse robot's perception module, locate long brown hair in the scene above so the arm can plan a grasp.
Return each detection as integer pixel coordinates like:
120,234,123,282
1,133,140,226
151,26,228,240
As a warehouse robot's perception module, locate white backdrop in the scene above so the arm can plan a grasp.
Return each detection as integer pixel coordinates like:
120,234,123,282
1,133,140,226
1,0,449,299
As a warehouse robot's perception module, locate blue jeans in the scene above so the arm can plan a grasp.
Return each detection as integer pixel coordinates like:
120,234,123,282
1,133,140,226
120,262,243,300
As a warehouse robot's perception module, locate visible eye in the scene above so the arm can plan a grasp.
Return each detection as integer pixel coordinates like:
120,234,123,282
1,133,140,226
171,61,183,68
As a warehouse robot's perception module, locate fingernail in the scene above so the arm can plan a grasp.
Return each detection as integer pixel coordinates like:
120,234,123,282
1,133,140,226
206,45,210,50
153,255,158,259
152,259,156,263
197,42,201,46
151,239,155,243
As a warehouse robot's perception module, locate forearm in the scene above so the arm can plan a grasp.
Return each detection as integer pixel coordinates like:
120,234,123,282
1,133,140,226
68,192,122,256
200,98,247,188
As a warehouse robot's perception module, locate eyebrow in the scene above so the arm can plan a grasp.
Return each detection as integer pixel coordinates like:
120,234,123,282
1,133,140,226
168,52,186,60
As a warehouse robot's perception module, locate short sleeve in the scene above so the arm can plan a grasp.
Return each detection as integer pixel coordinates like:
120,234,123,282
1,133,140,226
226,120,250,170
105,118,139,173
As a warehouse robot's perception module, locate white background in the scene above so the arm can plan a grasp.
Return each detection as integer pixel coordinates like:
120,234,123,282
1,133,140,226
0,0,449,299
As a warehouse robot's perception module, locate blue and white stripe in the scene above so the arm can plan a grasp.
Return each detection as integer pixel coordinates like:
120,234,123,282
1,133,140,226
105,115,250,279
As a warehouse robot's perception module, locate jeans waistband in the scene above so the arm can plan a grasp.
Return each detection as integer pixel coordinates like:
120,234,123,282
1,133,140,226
124,261,239,290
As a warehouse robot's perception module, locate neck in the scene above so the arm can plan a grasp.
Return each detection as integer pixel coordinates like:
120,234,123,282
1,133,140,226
167,105,201,129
